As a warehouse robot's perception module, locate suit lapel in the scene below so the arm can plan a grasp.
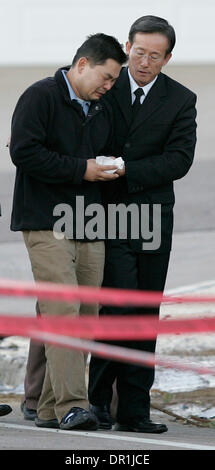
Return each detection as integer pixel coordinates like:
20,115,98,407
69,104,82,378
129,73,167,133
111,69,168,131
112,67,132,127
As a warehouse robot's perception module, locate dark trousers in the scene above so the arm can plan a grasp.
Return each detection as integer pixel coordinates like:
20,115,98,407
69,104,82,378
88,240,170,422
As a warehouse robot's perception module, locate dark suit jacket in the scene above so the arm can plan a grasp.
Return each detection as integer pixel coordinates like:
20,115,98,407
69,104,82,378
102,67,197,253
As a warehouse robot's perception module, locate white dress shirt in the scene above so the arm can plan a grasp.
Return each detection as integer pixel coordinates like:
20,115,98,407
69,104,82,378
128,69,158,105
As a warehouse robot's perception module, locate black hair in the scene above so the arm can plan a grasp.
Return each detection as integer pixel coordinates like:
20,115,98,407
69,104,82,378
72,33,127,66
128,15,176,56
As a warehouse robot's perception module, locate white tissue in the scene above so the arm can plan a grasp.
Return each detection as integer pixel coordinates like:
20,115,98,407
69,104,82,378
96,156,124,174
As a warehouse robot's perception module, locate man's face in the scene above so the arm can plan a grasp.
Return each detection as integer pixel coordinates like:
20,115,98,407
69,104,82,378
126,32,172,86
77,58,122,100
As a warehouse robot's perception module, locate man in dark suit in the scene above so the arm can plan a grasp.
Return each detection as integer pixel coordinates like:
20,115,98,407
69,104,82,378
89,16,197,433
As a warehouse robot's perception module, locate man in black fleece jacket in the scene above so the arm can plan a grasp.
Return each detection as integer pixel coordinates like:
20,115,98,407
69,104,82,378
9,33,126,431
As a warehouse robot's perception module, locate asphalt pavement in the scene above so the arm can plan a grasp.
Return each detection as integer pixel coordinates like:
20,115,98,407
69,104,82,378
0,397,215,451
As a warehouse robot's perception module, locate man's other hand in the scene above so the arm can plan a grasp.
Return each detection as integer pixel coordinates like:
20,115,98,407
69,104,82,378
83,159,120,181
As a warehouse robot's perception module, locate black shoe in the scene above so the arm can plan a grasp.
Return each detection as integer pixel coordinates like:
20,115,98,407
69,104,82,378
35,417,59,428
114,418,168,434
90,404,112,430
0,404,12,417
60,407,99,431
21,402,37,421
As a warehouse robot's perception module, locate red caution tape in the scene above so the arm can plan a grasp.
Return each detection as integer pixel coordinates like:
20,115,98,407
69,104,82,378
0,279,215,306
0,278,215,376
0,314,215,340
0,317,215,377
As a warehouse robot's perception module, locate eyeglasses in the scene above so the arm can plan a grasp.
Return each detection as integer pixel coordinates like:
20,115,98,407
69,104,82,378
134,51,162,62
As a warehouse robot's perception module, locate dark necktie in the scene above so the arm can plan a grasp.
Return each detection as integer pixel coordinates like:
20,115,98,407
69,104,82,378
132,87,144,116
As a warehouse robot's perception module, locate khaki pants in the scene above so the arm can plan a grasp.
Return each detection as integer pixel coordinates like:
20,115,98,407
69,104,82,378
23,231,105,422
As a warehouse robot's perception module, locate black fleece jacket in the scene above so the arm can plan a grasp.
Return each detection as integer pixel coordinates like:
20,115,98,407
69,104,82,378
10,66,113,238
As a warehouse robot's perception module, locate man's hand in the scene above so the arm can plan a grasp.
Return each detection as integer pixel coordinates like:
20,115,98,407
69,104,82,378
83,159,120,181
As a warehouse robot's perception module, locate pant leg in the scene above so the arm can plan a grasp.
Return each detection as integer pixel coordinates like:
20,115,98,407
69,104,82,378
21,302,46,410
23,231,86,422
89,240,170,422
116,252,170,422
22,340,46,410
77,241,105,317
35,361,56,419
23,231,105,422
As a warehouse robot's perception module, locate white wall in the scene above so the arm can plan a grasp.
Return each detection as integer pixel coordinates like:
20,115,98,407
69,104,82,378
1,0,215,65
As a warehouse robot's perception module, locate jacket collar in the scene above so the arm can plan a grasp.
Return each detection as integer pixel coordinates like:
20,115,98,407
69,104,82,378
55,66,103,118
55,65,72,105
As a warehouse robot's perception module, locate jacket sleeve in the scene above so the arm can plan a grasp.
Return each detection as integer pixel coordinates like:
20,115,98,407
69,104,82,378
125,93,197,193
9,85,87,185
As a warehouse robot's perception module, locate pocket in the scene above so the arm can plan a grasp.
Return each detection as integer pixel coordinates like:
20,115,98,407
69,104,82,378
26,230,53,249
26,230,41,249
